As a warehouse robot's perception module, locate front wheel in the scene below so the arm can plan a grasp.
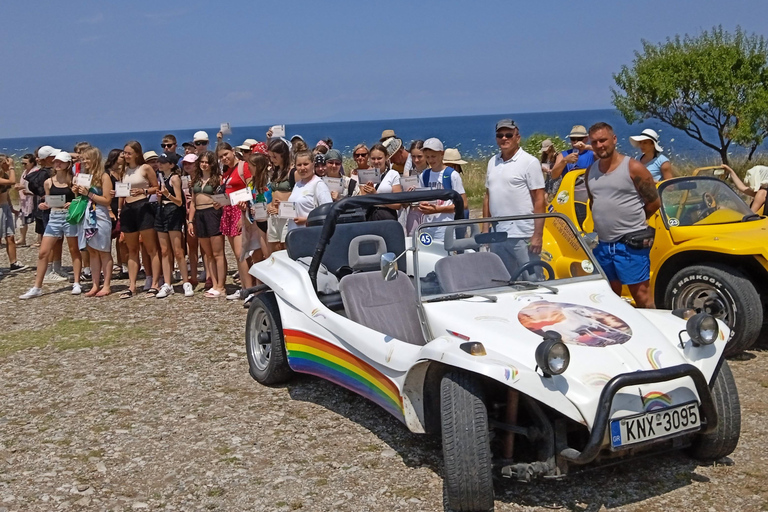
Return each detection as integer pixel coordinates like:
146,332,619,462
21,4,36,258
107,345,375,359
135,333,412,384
664,264,762,356
441,372,494,512
245,292,293,385
687,360,741,460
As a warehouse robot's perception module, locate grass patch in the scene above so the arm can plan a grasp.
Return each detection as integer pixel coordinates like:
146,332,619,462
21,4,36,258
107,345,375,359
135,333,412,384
207,487,225,497
0,319,146,357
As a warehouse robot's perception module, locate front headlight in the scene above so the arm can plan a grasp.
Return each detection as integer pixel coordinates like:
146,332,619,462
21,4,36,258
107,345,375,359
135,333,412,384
686,313,719,346
535,331,570,377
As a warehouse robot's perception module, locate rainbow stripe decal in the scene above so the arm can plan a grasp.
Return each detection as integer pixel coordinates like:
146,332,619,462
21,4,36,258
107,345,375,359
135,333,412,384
646,348,663,370
641,391,673,411
284,329,404,419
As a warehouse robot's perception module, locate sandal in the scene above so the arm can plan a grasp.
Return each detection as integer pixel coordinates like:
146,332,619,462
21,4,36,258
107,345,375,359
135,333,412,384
146,288,159,296
119,289,134,299
204,289,221,298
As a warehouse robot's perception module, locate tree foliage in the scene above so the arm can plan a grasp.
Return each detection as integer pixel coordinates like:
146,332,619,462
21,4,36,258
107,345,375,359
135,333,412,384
521,133,569,156
612,26,768,164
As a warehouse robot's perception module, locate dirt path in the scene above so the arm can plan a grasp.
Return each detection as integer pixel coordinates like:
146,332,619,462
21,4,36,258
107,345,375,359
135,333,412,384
0,245,766,511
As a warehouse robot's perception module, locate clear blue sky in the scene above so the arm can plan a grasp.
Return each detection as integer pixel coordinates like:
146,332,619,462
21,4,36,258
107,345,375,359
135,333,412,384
0,0,765,138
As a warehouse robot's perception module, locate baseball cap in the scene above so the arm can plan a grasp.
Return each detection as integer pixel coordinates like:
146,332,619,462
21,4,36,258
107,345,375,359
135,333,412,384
38,146,61,160
237,138,259,151
314,153,326,165
143,151,159,161
495,119,518,132
540,139,554,152
325,149,342,162
193,131,209,142
182,153,199,164
382,137,403,158
422,138,444,152
53,151,72,163
181,141,194,149
159,153,180,165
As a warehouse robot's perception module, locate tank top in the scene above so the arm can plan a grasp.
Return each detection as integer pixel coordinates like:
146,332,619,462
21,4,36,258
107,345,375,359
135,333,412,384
587,156,648,243
160,172,181,204
49,180,76,206
122,166,150,203
223,161,251,194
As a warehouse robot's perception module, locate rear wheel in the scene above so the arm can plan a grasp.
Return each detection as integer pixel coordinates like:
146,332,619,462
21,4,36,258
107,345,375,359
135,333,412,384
245,293,293,385
687,361,741,460
664,264,762,355
441,371,494,512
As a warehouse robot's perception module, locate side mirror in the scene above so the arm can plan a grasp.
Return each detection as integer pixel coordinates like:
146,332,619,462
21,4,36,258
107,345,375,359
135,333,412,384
380,252,398,281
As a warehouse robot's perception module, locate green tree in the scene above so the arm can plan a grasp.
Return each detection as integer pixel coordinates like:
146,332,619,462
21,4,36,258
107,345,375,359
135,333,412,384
612,26,768,165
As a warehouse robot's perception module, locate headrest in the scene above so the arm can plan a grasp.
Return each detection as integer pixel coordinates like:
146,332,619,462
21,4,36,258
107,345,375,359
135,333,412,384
348,234,387,271
443,224,481,252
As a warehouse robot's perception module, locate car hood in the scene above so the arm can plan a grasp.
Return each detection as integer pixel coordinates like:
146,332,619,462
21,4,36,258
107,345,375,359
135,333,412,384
421,279,726,428
668,217,768,254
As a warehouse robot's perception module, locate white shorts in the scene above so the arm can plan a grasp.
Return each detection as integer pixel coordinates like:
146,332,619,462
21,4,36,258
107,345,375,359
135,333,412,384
267,216,288,243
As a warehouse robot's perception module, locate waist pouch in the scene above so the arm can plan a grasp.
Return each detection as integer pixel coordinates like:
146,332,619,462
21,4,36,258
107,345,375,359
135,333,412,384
621,226,655,250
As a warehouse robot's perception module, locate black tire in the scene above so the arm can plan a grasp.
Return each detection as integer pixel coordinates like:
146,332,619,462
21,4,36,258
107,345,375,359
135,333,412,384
687,360,741,460
440,372,494,512
245,292,293,385
664,264,762,355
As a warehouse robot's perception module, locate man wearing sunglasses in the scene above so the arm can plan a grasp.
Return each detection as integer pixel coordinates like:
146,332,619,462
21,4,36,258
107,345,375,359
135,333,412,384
550,125,596,181
483,119,546,279
193,131,210,155
160,134,182,161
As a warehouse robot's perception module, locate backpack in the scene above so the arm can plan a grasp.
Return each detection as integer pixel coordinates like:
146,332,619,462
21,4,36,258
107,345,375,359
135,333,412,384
421,167,454,190
26,168,51,197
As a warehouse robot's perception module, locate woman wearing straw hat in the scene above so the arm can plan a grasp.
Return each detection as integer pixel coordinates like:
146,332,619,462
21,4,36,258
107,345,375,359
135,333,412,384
443,148,470,219
629,128,673,181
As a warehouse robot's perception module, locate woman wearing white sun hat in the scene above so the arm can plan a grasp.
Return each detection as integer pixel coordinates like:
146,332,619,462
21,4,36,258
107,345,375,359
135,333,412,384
629,128,674,181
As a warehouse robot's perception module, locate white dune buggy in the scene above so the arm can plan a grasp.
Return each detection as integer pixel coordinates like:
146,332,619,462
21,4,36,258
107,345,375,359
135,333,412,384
244,190,740,512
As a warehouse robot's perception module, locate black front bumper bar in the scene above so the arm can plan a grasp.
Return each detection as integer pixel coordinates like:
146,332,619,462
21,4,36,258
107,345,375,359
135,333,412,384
560,363,718,465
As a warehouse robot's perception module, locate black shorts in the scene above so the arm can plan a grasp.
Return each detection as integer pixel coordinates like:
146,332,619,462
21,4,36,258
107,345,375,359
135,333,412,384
35,217,45,235
120,199,156,234
155,203,186,233
195,207,222,238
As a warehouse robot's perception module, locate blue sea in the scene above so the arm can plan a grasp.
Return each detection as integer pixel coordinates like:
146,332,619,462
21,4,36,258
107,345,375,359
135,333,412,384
0,109,763,164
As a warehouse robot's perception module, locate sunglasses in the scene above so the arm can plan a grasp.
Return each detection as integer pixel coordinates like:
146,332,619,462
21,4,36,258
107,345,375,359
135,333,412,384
161,143,175,148
354,152,369,157
495,133,517,139
194,141,208,146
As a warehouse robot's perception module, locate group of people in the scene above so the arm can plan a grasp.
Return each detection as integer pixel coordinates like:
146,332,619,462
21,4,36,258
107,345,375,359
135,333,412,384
0,119,709,309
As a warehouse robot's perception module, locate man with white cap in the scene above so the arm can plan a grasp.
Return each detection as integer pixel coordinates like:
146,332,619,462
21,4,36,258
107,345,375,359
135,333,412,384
629,128,673,181
550,124,596,181
417,138,467,240
483,119,546,278
193,131,209,155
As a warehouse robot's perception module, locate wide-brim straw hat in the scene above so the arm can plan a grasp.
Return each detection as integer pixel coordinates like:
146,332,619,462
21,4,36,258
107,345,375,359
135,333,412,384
629,128,663,153
443,148,467,165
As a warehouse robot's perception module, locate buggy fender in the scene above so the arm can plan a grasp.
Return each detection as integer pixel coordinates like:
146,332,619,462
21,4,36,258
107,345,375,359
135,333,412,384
404,337,587,429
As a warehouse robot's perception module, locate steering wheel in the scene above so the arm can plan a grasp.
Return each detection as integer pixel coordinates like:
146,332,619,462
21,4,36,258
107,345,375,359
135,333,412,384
511,260,555,281
703,192,717,208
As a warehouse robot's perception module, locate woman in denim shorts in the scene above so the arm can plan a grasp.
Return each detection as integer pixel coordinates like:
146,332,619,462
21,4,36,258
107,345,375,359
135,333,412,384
19,151,83,299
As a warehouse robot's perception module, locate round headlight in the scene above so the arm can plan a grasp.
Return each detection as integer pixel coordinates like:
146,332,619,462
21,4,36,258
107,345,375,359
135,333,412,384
535,331,570,377
686,313,719,346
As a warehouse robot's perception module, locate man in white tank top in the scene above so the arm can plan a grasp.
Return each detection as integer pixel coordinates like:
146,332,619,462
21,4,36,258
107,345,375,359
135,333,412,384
586,122,660,308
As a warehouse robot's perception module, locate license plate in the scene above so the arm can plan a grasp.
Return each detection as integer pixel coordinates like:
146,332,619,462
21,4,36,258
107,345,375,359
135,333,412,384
610,402,700,449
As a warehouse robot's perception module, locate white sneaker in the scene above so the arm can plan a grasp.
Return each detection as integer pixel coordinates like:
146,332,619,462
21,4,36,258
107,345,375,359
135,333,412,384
19,287,42,299
183,282,194,297
226,290,242,300
71,283,82,295
43,271,67,283
156,283,174,298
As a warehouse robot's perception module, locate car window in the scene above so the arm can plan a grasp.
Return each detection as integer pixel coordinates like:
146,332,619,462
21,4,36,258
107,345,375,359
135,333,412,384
659,178,753,227
413,215,601,298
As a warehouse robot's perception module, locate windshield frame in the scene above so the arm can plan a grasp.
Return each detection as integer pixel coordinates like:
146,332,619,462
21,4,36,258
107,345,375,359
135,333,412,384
657,176,755,228
412,212,607,305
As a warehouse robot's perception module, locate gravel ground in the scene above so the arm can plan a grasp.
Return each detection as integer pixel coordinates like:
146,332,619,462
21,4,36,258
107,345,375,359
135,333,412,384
0,244,767,512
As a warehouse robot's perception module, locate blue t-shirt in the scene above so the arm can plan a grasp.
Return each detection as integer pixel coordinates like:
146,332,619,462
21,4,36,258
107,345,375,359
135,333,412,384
636,154,670,181
560,149,595,176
